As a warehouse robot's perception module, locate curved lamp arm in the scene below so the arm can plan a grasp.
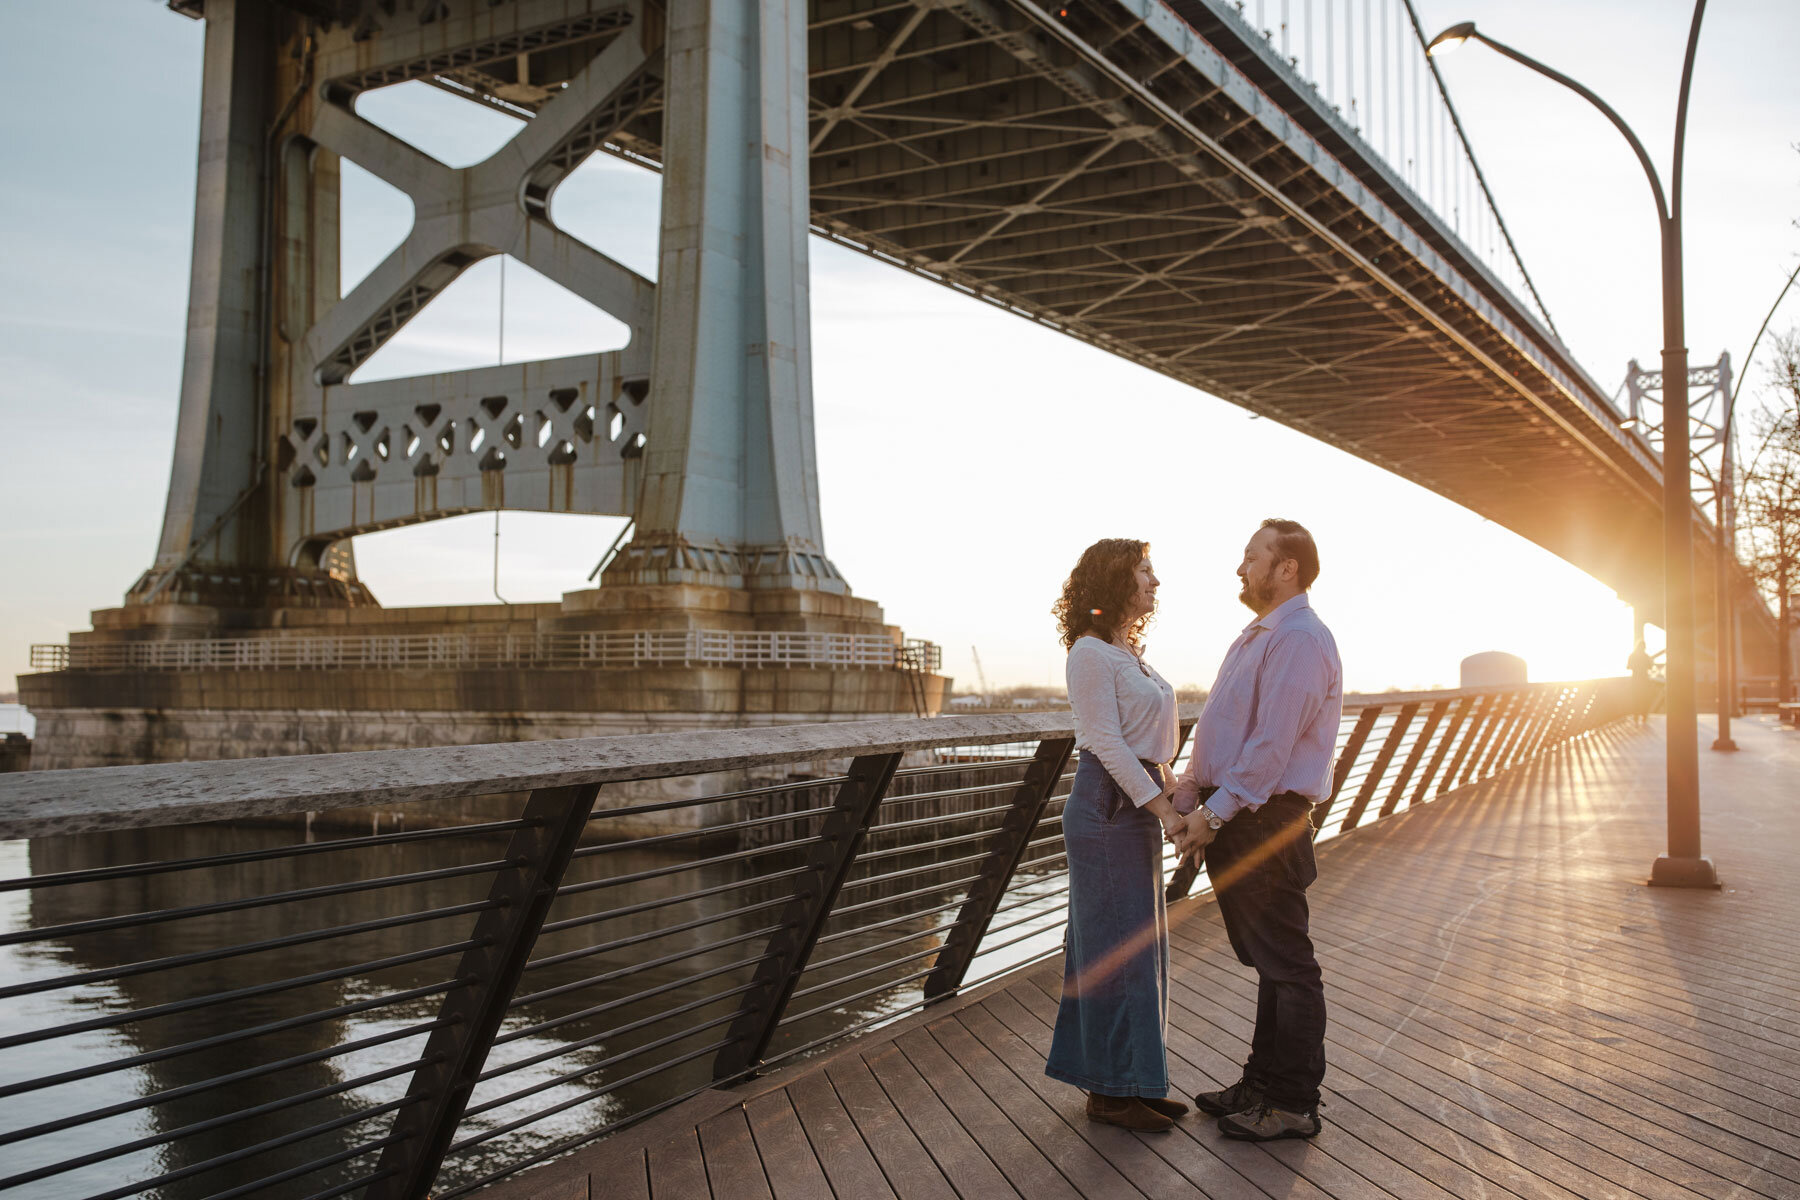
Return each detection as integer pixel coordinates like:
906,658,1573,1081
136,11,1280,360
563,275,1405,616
1428,23,1670,226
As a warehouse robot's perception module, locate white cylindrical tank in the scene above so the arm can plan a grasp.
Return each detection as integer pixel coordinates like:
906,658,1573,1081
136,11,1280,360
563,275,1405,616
1461,651,1527,688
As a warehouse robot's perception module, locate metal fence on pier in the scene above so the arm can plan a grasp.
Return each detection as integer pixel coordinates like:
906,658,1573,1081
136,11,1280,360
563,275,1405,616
28,631,943,674
0,679,1630,1200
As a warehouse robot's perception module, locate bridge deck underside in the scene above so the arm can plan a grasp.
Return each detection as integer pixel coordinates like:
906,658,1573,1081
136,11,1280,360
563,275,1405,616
793,0,1669,605
489,714,1800,1200
309,0,1717,620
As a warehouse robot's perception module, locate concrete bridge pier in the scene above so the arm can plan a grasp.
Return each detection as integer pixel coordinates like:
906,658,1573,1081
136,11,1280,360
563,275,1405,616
23,0,946,776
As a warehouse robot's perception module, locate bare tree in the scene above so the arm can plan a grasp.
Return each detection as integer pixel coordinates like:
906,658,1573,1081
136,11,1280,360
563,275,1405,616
1740,330,1800,702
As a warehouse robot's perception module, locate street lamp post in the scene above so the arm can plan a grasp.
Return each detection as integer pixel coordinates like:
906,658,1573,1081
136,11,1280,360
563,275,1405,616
1430,6,1720,888
1714,397,1738,752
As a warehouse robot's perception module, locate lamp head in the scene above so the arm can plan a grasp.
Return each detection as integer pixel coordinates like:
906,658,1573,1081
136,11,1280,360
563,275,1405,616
1427,21,1478,56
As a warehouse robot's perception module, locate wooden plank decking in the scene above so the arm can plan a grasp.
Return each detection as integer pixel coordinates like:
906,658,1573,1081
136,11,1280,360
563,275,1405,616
492,716,1800,1200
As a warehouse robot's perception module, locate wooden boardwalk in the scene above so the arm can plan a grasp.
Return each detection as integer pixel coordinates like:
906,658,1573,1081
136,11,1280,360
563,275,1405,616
494,716,1800,1200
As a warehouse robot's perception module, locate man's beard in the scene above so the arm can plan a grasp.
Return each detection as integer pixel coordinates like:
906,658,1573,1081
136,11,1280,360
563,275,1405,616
1238,573,1272,613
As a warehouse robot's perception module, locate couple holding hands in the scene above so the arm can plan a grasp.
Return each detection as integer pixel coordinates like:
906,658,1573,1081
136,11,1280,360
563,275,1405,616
1045,519,1343,1142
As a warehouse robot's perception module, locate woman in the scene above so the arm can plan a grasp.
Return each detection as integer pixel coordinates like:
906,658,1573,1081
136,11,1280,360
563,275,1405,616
1045,538,1188,1130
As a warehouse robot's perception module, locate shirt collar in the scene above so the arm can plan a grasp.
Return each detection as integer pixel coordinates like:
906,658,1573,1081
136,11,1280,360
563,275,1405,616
1241,591,1311,636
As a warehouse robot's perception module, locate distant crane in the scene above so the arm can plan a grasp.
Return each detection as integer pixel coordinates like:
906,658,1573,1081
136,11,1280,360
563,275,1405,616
970,646,992,704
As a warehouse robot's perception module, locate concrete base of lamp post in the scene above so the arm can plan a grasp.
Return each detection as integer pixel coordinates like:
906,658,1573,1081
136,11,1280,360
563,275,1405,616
1711,736,1739,751
1648,854,1722,889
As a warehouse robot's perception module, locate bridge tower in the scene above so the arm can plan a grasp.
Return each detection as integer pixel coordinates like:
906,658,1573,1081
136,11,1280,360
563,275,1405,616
25,0,945,771
1619,354,1782,712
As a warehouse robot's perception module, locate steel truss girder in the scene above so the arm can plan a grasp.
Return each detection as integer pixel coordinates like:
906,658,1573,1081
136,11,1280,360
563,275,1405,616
313,1,637,96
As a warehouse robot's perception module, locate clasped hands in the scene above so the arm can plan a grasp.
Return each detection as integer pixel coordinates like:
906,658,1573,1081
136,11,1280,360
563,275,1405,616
1148,784,1217,866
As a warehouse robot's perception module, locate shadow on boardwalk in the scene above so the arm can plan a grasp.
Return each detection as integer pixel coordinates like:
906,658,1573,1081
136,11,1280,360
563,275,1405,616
491,715,1800,1200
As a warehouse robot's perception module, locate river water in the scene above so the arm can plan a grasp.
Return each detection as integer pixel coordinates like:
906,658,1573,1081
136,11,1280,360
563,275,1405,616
0,814,1075,1200
0,704,33,736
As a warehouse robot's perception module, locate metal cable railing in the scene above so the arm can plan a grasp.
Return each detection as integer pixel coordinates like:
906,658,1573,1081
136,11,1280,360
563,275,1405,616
0,680,1632,1200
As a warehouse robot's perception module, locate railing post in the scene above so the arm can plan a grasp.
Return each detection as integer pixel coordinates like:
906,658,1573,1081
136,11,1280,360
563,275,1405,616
1339,703,1417,832
366,782,602,1200
1578,683,1606,731
1473,688,1532,781
1315,705,1381,834
1507,686,1563,768
922,735,1075,1002
1556,682,1598,743
1553,681,1591,740
1433,691,1496,796
1507,686,1557,767
1484,687,1542,774
1443,690,1503,790
1380,698,1447,818
712,751,903,1082
1544,684,1586,748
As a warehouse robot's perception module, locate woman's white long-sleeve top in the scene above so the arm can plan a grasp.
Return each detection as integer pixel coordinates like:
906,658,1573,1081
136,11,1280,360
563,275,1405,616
1065,636,1178,807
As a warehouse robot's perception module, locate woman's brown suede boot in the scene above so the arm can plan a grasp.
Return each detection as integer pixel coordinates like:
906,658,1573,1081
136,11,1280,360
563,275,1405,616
1085,1092,1176,1131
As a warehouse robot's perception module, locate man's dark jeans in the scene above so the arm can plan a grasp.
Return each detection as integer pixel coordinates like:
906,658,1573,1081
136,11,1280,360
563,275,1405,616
1205,793,1326,1110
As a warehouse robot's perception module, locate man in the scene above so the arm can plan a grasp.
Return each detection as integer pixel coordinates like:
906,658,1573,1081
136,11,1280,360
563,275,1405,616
1172,518,1342,1141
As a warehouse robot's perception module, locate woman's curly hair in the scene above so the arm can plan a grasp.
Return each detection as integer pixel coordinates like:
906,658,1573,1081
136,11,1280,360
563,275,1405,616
1053,538,1153,650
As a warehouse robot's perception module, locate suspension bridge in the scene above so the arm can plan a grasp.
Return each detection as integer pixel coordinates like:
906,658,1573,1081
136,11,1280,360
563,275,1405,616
5,3,1797,1197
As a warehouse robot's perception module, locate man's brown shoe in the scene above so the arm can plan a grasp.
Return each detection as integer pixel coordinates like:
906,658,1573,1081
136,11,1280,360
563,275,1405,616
1217,1102,1322,1141
1085,1093,1176,1131
1140,1096,1189,1119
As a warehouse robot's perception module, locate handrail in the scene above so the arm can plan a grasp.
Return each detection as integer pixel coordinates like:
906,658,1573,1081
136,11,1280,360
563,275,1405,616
1,682,1588,840
0,710,1099,839
0,678,1633,1200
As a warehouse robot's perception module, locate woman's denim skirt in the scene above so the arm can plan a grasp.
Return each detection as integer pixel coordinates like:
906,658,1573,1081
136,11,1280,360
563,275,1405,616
1044,754,1170,1098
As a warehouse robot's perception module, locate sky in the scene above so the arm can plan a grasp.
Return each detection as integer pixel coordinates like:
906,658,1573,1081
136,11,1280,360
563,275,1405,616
1,0,1797,698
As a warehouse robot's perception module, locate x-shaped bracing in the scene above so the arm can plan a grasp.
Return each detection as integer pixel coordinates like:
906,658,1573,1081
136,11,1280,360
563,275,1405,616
304,4,659,386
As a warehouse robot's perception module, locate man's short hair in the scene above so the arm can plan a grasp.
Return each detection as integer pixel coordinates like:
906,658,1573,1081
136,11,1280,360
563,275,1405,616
1261,518,1319,590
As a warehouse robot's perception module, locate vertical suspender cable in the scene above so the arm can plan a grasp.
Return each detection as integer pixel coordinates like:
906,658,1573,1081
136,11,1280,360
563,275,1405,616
1398,0,1561,338
1380,0,1389,160
1404,5,1418,188
1363,0,1371,136
1326,0,1334,104
493,510,507,604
